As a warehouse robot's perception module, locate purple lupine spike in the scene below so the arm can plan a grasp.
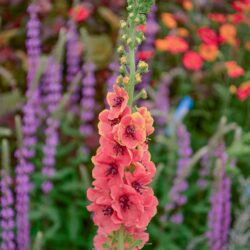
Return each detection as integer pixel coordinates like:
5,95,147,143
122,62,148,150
41,57,62,193
80,62,96,136
197,152,211,189
15,4,41,250
164,123,192,224
154,75,171,131
26,3,41,91
138,5,158,90
0,170,15,250
207,143,231,250
66,20,81,84
107,61,119,92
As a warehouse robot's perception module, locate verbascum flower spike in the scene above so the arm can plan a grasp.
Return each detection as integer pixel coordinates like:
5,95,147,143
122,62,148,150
87,1,158,249
0,140,15,250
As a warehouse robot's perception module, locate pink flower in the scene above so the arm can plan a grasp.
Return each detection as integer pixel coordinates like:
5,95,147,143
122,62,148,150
69,4,91,22
100,136,132,166
118,112,146,149
226,61,244,78
111,184,144,228
198,27,218,45
182,51,203,71
98,107,130,139
137,107,154,136
107,85,129,120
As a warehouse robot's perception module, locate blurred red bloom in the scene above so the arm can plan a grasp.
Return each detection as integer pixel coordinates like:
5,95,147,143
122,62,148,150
236,82,250,101
182,51,203,71
137,50,154,61
225,61,244,78
208,13,226,23
69,4,91,22
198,27,218,45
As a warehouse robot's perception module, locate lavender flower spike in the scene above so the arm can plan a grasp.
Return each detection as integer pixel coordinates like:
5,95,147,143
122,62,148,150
80,62,96,136
164,123,192,224
0,140,15,250
41,57,62,193
207,143,231,250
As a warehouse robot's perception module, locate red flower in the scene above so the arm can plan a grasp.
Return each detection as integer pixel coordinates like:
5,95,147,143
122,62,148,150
198,27,218,45
182,51,203,71
137,50,154,61
236,82,250,101
69,4,91,22
225,61,244,78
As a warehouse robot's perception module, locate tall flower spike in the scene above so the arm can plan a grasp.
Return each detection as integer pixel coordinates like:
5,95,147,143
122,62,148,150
41,57,62,193
207,143,231,250
80,62,96,136
0,140,15,250
163,123,192,224
15,4,41,249
87,1,157,249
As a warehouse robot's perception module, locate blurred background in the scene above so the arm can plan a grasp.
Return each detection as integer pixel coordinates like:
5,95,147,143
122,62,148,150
0,0,250,249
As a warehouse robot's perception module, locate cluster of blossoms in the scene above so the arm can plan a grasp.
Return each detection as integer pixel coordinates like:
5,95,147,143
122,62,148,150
87,85,158,249
155,0,250,101
0,152,15,250
207,143,231,250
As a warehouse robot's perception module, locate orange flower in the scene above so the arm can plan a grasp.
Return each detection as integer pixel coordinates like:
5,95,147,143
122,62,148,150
245,41,250,51
177,28,189,37
225,61,244,78
161,13,177,29
118,112,146,149
155,35,189,54
183,0,193,11
182,51,203,71
236,81,250,101
220,24,237,46
137,107,154,136
199,44,218,62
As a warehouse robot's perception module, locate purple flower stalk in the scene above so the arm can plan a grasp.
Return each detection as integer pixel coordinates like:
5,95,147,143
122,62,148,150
0,170,15,250
154,75,171,131
164,123,192,224
197,153,211,189
138,5,158,89
107,61,119,92
15,4,41,249
80,62,96,136
41,57,62,193
207,143,231,250
66,20,81,84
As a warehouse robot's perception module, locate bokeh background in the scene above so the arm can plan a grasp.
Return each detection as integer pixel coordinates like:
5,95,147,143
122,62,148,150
0,0,250,249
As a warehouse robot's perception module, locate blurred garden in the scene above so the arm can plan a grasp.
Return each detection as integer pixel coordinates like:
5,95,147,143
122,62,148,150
0,0,250,249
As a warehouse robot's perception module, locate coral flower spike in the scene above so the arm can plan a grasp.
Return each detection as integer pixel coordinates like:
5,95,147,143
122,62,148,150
87,1,158,249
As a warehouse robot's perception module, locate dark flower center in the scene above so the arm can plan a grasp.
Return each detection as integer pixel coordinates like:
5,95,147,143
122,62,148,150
125,125,135,138
105,163,118,176
113,143,125,156
112,96,124,107
119,195,130,211
132,181,143,194
109,117,121,127
102,206,114,216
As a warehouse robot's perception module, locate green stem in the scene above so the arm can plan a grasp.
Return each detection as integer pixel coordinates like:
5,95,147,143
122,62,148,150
118,226,124,250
